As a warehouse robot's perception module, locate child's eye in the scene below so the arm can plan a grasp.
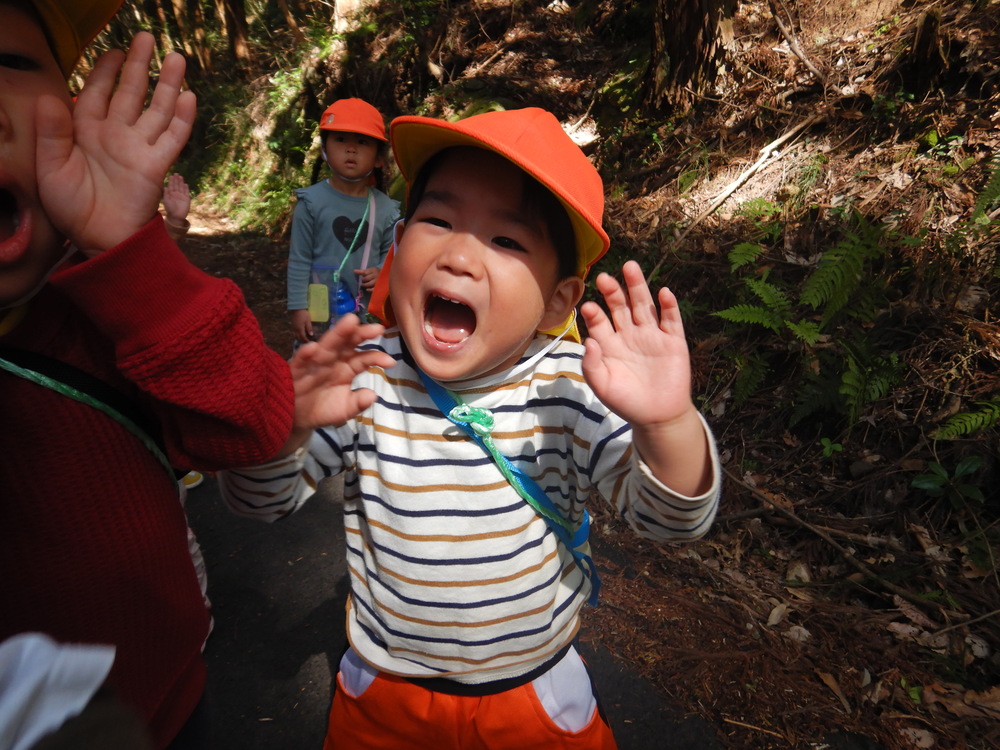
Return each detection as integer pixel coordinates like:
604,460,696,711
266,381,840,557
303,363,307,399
494,236,525,252
421,217,451,229
0,52,39,71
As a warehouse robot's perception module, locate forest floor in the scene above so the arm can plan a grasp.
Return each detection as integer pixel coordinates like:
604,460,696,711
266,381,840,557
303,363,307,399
181,0,1000,747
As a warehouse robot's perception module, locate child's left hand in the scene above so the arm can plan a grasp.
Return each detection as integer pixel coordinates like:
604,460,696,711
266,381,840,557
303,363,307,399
579,260,694,429
278,314,396,456
35,32,196,256
355,266,381,291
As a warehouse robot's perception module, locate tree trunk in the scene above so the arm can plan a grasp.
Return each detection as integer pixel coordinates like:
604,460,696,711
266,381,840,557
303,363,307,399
277,0,307,44
644,0,736,112
217,0,250,64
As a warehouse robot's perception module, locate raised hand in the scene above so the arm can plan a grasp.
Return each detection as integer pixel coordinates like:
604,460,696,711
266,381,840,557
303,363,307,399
162,173,191,224
579,260,694,428
580,260,711,495
288,314,395,441
35,32,196,256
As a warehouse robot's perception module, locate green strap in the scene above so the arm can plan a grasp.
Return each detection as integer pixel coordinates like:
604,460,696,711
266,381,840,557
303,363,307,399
0,352,178,489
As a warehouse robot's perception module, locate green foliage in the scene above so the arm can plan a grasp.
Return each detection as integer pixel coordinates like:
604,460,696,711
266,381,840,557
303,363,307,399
839,347,902,424
820,438,843,458
727,242,765,271
800,210,884,326
732,353,769,405
911,456,986,509
933,399,1000,440
971,155,1000,224
715,208,905,430
736,198,782,242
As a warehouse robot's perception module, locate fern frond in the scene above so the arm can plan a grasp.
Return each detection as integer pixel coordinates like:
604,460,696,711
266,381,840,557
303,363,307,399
933,399,1000,439
728,242,765,271
790,374,842,427
785,319,822,345
733,353,770,404
972,154,1000,223
715,305,784,332
839,352,902,423
801,211,885,324
745,278,791,314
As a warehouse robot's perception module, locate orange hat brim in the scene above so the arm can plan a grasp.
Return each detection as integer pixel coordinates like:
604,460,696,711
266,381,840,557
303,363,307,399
31,0,123,77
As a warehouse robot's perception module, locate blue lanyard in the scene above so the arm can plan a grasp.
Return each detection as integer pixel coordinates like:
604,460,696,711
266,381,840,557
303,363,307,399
417,368,601,606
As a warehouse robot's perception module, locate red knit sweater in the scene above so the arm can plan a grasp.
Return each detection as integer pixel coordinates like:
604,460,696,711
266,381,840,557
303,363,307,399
0,218,294,748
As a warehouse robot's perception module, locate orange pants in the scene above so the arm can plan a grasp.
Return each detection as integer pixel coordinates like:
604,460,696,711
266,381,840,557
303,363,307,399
324,653,618,750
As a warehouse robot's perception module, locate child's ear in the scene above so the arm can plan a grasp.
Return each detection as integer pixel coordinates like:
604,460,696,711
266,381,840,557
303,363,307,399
538,276,585,332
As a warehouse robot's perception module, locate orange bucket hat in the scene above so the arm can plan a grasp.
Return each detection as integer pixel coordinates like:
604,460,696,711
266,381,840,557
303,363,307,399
30,0,124,77
319,98,388,142
370,107,610,339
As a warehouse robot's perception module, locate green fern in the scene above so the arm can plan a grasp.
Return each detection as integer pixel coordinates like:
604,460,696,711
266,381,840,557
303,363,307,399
746,278,791,313
800,210,885,325
732,353,770,404
715,304,784,332
785,319,822,345
839,350,902,424
727,242,765,271
971,154,1000,224
933,399,1000,439
790,370,842,426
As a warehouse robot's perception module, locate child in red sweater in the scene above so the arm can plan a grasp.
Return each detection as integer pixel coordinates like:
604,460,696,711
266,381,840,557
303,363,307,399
0,1,294,747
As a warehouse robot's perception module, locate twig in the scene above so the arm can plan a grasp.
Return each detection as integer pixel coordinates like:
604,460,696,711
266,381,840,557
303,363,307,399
768,0,828,87
934,607,1000,636
722,717,787,741
723,467,948,618
651,113,824,279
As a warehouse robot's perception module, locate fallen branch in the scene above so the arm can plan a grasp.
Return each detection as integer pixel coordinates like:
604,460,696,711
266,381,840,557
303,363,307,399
650,112,825,280
722,717,787,741
768,0,828,87
723,467,950,619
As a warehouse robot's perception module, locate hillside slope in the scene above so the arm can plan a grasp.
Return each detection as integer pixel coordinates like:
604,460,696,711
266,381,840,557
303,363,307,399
181,1,1000,747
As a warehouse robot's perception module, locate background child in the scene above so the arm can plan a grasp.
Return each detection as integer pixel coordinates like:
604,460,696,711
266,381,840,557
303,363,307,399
287,98,400,345
162,172,192,244
0,2,294,747
221,107,720,749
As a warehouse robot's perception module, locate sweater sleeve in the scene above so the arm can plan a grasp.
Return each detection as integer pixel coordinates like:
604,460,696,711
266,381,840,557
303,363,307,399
287,192,316,311
586,410,721,542
50,216,294,471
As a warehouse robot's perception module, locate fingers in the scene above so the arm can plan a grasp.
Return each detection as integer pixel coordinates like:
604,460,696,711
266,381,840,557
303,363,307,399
72,48,126,120
107,32,156,125
585,260,682,340
144,52,192,143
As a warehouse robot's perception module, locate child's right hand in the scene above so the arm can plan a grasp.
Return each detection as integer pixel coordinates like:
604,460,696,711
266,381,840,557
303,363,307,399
279,314,395,456
290,309,315,343
162,173,191,223
35,32,196,257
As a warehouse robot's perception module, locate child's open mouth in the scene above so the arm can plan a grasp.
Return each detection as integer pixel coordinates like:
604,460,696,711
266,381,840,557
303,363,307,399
0,189,19,244
424,294,476,344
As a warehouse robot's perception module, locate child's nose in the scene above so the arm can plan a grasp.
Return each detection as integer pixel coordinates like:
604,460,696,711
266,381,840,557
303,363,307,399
436,234,483,278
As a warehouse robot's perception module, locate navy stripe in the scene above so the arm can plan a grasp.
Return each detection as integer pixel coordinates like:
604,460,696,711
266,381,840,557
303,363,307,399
588,421,631,477
350,493,525,519
352,594,572,649
353,558,563,611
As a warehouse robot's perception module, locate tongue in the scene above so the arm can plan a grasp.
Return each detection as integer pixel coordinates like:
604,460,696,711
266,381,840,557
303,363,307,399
427,297,475,344
0,192,17,242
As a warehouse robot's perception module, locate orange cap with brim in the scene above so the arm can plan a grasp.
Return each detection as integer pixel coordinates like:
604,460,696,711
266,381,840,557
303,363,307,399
30,0,124,78
319,98,388,142
370,107,610,341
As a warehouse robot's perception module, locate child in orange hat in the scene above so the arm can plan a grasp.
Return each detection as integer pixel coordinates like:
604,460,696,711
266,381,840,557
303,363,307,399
221,107,720,749
287,98,400,347
0,2,293,747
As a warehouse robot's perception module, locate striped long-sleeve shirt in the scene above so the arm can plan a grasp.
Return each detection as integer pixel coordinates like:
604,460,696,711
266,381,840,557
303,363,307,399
220,330,720,686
